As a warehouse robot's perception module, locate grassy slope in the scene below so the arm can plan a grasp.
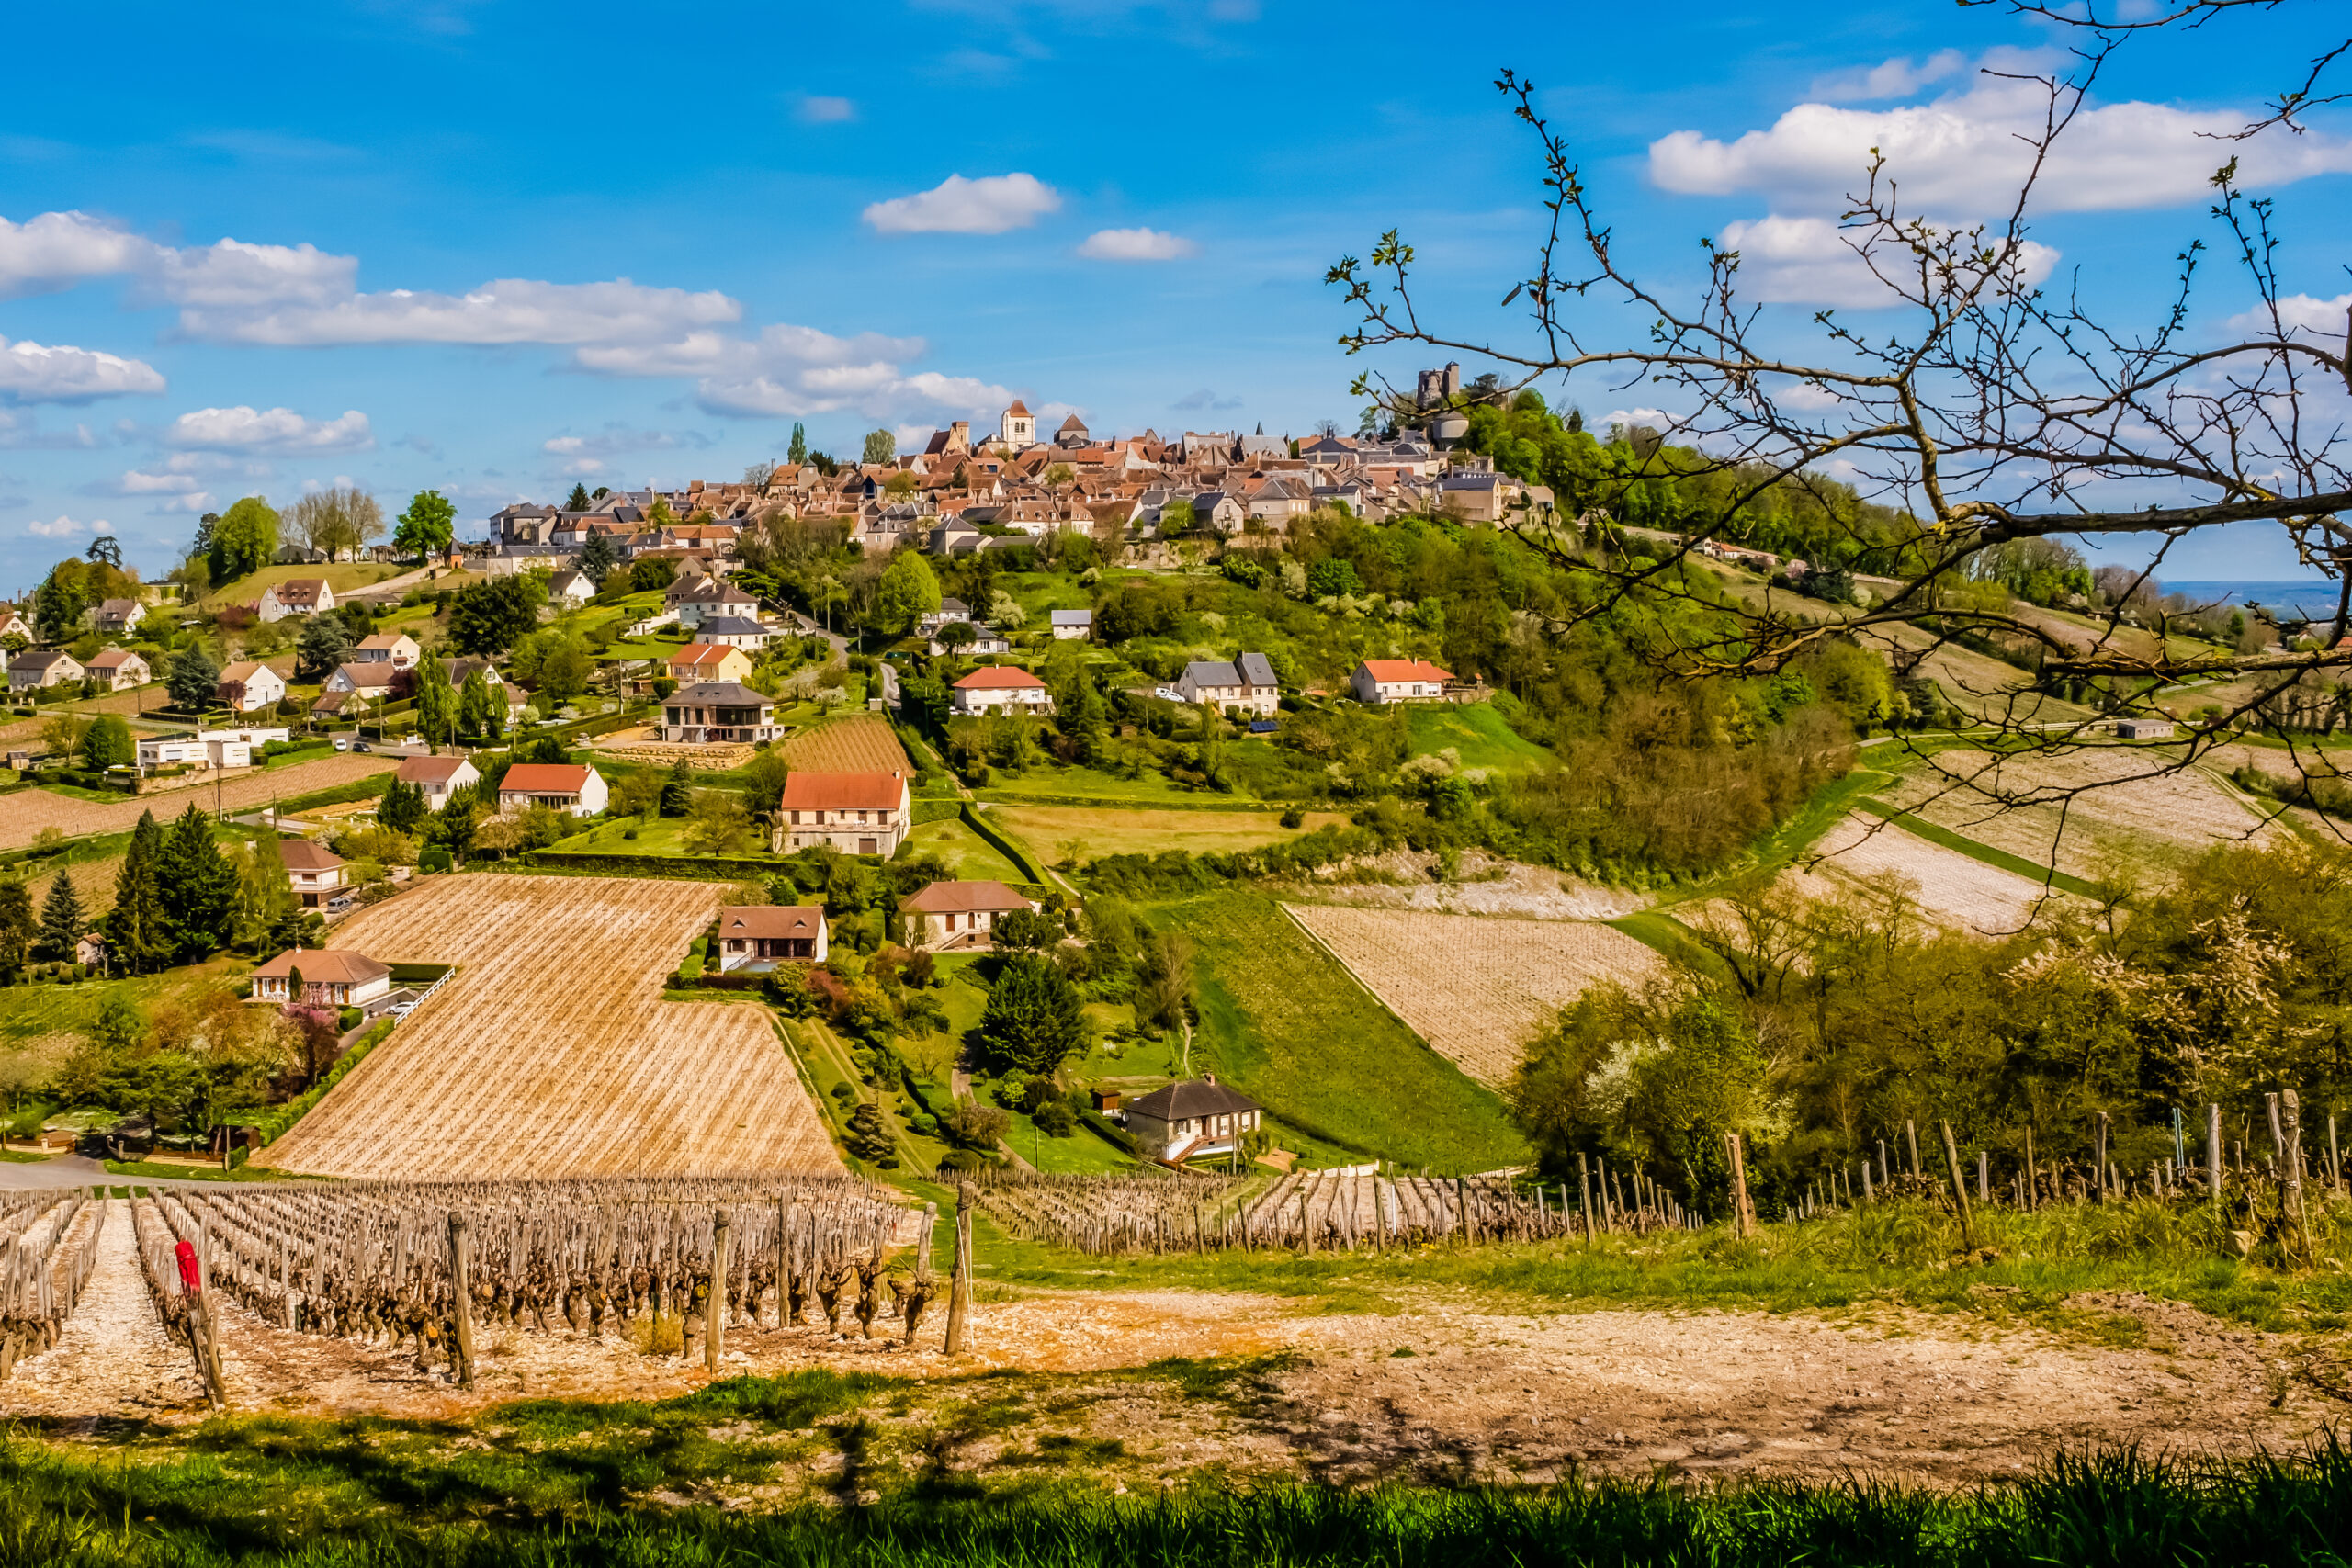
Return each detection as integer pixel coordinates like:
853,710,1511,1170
989,804,1347,863
0,953,247,1061
1170,891,1528,1172
202,562,401,608
1403,701,1553,770
902,818,1027,884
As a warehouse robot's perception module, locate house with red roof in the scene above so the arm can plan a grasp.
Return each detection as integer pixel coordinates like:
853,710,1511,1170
1350,658,1453,705
715,905,829,970
951,664,1054,716
773,770,910,856
900,880,1036,952
496,761,608,817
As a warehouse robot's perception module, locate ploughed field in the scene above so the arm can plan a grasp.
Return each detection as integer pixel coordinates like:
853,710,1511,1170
254,873,840,1179
0,754,397,850
1784,811,2077,935
780,715,909,774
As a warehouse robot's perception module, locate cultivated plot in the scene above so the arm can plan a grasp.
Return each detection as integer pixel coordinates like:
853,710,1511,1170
781,715,909,774
254,874,839,1180
0,756,397,851
989,805,1348,863
1283,904,1662,1088
1788,811,2075,935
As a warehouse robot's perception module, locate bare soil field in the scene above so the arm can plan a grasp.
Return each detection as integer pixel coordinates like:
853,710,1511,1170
1880,747,2288,883
254,873,839,1179
3,1236,2324,1490
782,714,908,774
1283,904,1662,1086
1789,811,2077,935
1274,850,1648,920
0,686,170,745
991,804,1351,863
590,728,756,771
0,755,396,850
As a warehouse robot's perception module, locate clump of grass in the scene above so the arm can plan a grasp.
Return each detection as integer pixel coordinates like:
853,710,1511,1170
627,1310,684,1357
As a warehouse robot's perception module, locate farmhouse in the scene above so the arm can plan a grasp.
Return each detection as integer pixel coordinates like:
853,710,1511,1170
1350,658,1453,705
217,661,288,713
918,596,973,636
497,761,609,816
251,948,393,1010
657,681,781,744
322,661,400,700
665,642,753,683
715,905,829,970
394,752,481,808
10,649,83,692
352,632,421,668
2117,717,2177,739
673,581,760,628
280,840,347,910
1050,609,1093,640
900,880,1037,951
258,578,334,622
774,770,910,856
1177,651,1280,716
951,665,1054,716
1122,1075,1262,1165
84,648,149,691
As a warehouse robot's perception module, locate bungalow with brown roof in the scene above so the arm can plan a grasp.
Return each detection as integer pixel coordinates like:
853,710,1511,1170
715,905,829,971
394,752,481,809
665,642,754,684
900,880,1037,952
280,840,346,909
1123,1075,1262,1165
353,632,421,668
90,597,145,635
951,665,1053,716
773,770,910,856
258,578,334,622
497,761,608,817
251,947,392,1009
218,660,288,713
84,648,150,691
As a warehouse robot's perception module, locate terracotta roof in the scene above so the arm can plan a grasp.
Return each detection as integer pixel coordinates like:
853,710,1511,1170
85,649,141,669
333,662,397,690
500,762,594,794
356,633,413,650
395,755,474,784
1125,1076,1261,1122
718,906,826,941
253,948,390,986
1057,413,1087,432
901,880,1032,914
953,666,1046,689
781,771,906,812
669,643,738,668
1004,399,1030,416
277,840,343,871
1358,659,1453,684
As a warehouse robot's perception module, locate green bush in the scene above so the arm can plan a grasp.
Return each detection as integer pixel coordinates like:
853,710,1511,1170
336,1006,362,1032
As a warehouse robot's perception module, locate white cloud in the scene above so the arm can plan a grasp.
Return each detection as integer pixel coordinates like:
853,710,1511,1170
112,455,217,512
557,457,605,477
27,513,108,538
1807,50,1967,104
164,405,373,453
0,211,150,299
1603,407,1681,431
146,237,356,311
179,276,740,347
863,173,1061,234
1173,389,1242,412
541,427,707,457
1078,226,1199,262
2229,291,2352,337
0,335,166,402
797,96,855,123
1651,73,2352,214
1717,213,2060,306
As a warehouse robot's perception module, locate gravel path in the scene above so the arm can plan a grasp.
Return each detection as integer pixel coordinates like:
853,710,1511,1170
2,1199,203,1423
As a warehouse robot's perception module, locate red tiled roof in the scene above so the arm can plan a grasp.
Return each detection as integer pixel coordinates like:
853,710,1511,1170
781,771,906,812
953,666,1046,689
253,948,389,985
669,643,737,668
395,755,474,784
278,840,343,871
901,880,1032,914
718,906,827,941
1358,659,1453,684
500,763,593,794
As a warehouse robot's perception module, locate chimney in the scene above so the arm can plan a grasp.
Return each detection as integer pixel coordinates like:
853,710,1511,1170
1202,1072,1216,1086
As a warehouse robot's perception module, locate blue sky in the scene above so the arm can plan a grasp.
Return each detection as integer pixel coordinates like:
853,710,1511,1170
3,0,2346,591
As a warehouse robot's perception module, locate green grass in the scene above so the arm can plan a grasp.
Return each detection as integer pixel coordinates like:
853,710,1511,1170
99,1158,300,1181
1852,798,2110,899
1001,1105,1136,1173
0,1147,50,1163
990,804,1348,866
901,817,1027,884
1402,701,1555,770
1605,908,1730,981
1168,891,1528,1172
0,953,247,1054
200,561,401,609
977,761,1229,805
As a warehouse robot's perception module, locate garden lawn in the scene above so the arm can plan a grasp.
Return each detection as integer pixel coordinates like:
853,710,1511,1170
990,804,1348,865
201,562,401,609
1165,890,1529,1172
1003,1105,1136,1173
1403,701,1555,770
900,818,1027,884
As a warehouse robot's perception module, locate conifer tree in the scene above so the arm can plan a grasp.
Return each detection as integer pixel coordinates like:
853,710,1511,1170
379,776,427,833
660,756,694,817
107,810,170,974
0,878,31,971
37,871,84,963
157,804,237,962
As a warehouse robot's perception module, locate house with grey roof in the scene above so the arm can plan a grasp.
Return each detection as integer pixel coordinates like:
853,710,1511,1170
1122,1075,1262,1166
1049,608,1093,641
1175,651,1279,716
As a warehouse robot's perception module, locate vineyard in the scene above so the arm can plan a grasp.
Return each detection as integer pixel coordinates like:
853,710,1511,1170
781,715,908,774
254,874,839,1179
0,754,397,851
0,1192,106,1377
1283,904,1663,1087
1789,811,2072,934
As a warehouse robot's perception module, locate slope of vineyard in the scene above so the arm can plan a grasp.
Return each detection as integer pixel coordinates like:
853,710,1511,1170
1784,811,2077,935
254,874,839,1179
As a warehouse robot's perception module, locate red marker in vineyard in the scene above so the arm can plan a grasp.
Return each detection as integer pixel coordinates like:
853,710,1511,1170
175,1239,201,1294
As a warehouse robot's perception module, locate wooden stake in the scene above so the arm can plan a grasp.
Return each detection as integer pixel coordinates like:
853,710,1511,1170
2207,1104,2223,1216
1726,1134,1753,1240
2094,1111,2110,1205
1939,1122,1975,1251
1977,1149,1989,1206
707,1210,729,1372
447,1213,475,1390
2282,1091,2308,1256
1578,1154,1593,1245
2024,1126,2037,1213
1905,1120,1920,1180
944,1181,973,1355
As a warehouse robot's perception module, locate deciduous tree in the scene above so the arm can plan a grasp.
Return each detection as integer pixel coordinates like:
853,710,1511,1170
208,496,278,584
391,489,456,558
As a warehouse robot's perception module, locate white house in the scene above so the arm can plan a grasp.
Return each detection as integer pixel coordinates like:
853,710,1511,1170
84,648,149,691
251,948,392,1009
951,665,1054,716
900,880,1038,952
666,643,754,684
8,650,82,692
352,632,421,668
258,578,335,622
138,726,289,771
693,615,773,650
547,569,596,609
394,753,481,809
773,770,910,856
496,761,608,816
1350,658,1453,705
1177,652,1280,716
673,581,760,628
217,661,288,713
929,626,1010,657
322,661,400,699
658,682,781,744
1049,609,1093,641
280,840,346,909
89,597,145,635
715,905,829,971
1122,1075,1263,1165
918,596,973,636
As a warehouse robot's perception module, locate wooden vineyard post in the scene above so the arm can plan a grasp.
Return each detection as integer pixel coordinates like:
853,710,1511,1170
2023,1127,2036,1211
1726,1134,1753,1240
2331,1113,2343,1196
707,1210,729,1372
944,1181,973,1355
1578,1154,1594,1245
777,1199,791,1327
2207,1105,2222,1217
1905,1121,1920,1181
2094,1112,2111,1204
2281,1092,2308,1257
1302,1187,1315,1258
1977,1149,1989,1207
1939,1122,1975,1251
920,1202,937,1279
1453,1177,1469,1247
447,1213,476,1390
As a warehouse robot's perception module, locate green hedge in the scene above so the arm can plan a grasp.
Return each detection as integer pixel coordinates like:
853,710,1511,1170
960,803,1049,883
911,797,963,826
386,962,453,984
525,849,784,880
254,1016,394,1145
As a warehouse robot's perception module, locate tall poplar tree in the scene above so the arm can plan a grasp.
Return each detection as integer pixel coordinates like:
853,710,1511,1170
107,811,170,974
413,656,456,749
234,833,298,954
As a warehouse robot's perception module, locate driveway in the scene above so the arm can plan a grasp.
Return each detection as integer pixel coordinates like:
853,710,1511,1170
0,1152,236,1190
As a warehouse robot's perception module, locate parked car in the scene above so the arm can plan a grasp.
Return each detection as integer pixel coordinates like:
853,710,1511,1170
352,740,371,753
397,733,422,748
332,738,349,751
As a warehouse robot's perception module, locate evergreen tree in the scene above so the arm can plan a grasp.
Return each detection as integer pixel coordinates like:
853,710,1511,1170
660,757,694,817
978,953,1088,1076
788,423,808,466
167,644,222,710
0,878,34,971
296,614,350,681
458,668,503,740
379,776,427,832
413,657,456,748
579,529,617,584
157,804,238,962
107,811,170,974
564,482,593,512
79,715,134,771
36,872,83,963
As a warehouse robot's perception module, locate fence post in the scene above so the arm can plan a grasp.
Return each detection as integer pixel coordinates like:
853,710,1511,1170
1939,1122,1975,1251
2281,1091,2308,1257
1577,1153,1594,1245
1726,1134,1753,1240
707,1210,729,1372
944,1181,974,1355
447,1213,475,1390
2207,1104,2223,1218
1905,1120,1921,1181
2094,1111,2110,1204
